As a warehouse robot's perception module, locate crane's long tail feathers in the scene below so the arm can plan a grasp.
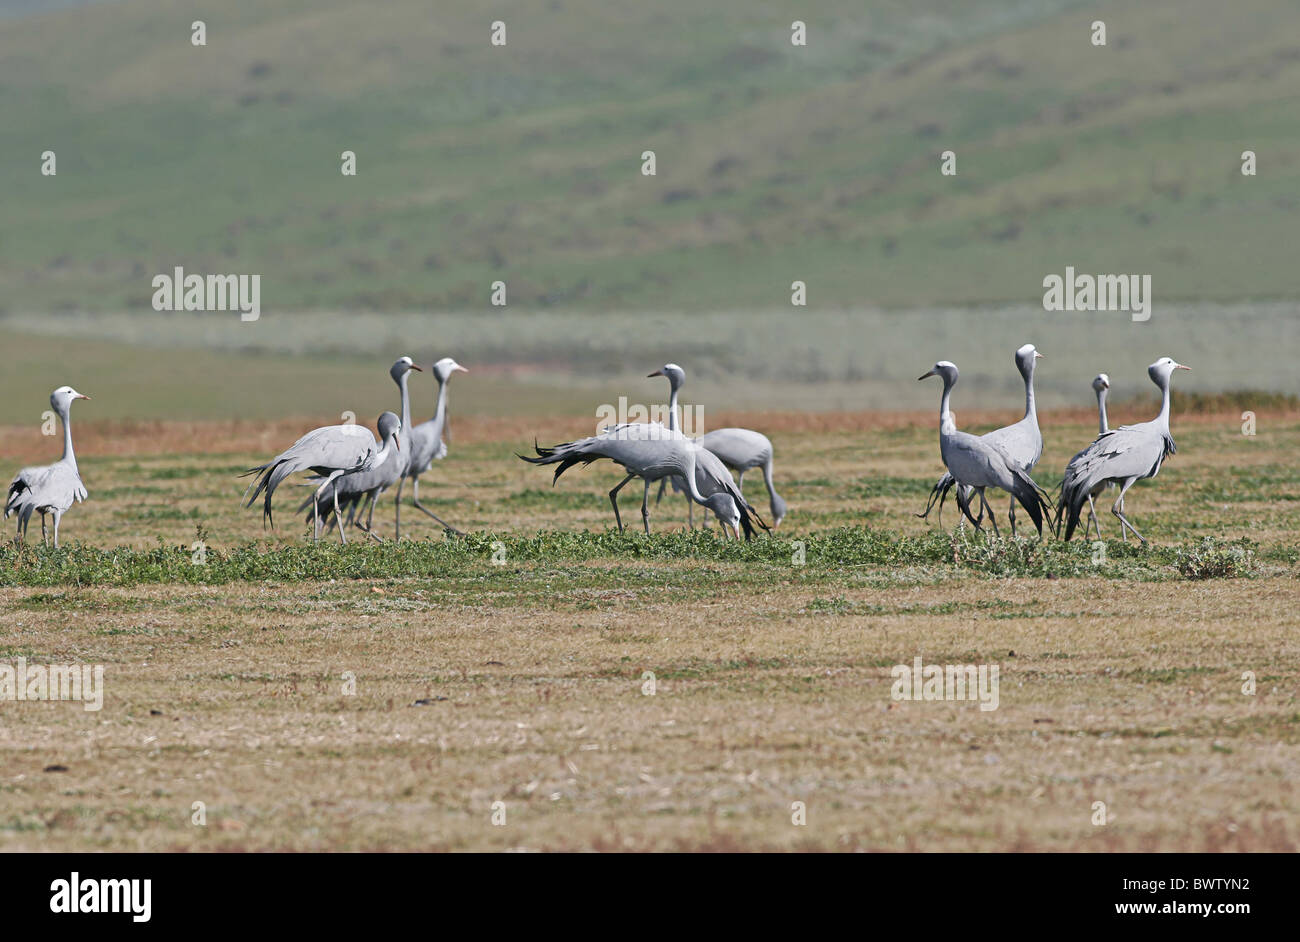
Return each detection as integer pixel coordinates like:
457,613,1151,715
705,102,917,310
915,473,955,521
1010,470,1052,537
724,480,768,541
5,479,31,518
242,459,300,529
1057,475,1100,542
517,440,605,483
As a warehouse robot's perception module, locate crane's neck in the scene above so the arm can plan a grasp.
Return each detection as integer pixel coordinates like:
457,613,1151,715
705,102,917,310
1021,361,1037,421
667,384,679,433
1096,388,1109,435
1155,375,1172,428
59,405,76,467
938,376,955,427
432,375,450,434
373,435,397,468
681,447,707,504
397,373,413,437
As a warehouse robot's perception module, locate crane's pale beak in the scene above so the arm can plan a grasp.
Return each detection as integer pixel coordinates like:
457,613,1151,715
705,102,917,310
455,365,468,373
76,394,91,400
1034,352,1044,359
647,369,663,378
409,364,423,372
918,369,937,380
394,437,401,451
1175,363,1191,371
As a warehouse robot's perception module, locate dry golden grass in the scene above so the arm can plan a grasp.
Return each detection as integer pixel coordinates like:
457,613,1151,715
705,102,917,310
0,410,1297,851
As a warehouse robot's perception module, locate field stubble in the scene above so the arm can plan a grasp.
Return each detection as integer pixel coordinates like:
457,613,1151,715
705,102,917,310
0,409,1296,850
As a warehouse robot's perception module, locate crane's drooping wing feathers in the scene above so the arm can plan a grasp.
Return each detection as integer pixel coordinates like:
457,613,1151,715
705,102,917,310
242,424,379,526
519,423,687,482
1056,421,1175,539
5,461,87,521
917,413,1042,522
296,445,404,521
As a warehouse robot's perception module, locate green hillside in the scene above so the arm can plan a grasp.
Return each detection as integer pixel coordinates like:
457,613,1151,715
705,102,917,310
2,0,1298,314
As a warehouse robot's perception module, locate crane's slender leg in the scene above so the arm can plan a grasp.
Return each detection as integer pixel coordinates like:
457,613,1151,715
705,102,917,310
393,477,404,542
41,514,48,547
411,477,465,535
1111,477,1145,544
737,470,746,492
955,484,981,531
978,488,1000,537
608,473,635,532
312,472,340,544
1085,493,1100,540
641,479,652,535
654,478,667,506
362,490,385,543
333,487,347,545
51,511,61,549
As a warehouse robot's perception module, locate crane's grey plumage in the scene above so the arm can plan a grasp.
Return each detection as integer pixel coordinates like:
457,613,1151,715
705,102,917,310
919,361,1050,537
5,386,91,548
297,412,403,540
519,422,767,539
1073,373,1111,540
386,356,422,541
400,356,467,535
647,364,694,524
695,427,787,527
1057,358,1189,543
647,363,787,529
918,344,1046,533
242,418,399,543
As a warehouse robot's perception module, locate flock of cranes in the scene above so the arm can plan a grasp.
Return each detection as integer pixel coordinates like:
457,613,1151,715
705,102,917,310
4,347,1189,549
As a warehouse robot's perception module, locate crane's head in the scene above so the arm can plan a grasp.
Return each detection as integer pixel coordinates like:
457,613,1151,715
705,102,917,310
648,363,686,390
918,361,958,384
1015,343,1043,375
432,357,468,382
1092,373,1110,393
376,411,402,447
704,492,742,536
50,386,90,412
1148,357,1190,386
390,356,422,383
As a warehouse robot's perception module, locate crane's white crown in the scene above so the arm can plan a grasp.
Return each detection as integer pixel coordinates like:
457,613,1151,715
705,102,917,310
1093,373,1110,389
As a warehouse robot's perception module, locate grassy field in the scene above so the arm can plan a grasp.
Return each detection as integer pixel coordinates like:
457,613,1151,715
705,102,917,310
3,0,1300,313
0,408,1296,850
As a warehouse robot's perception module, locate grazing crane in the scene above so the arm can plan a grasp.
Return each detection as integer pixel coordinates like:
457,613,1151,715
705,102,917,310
519,422,766,539
242,416,400,544
918,361,1049,536
1071,373,1111,540
695,427,787,528
388,356,422,541
5,386,91,548
398,357,468,536
647,362,787,529
918,344,1046,535
297,412,404,541
1057,358,1190,543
